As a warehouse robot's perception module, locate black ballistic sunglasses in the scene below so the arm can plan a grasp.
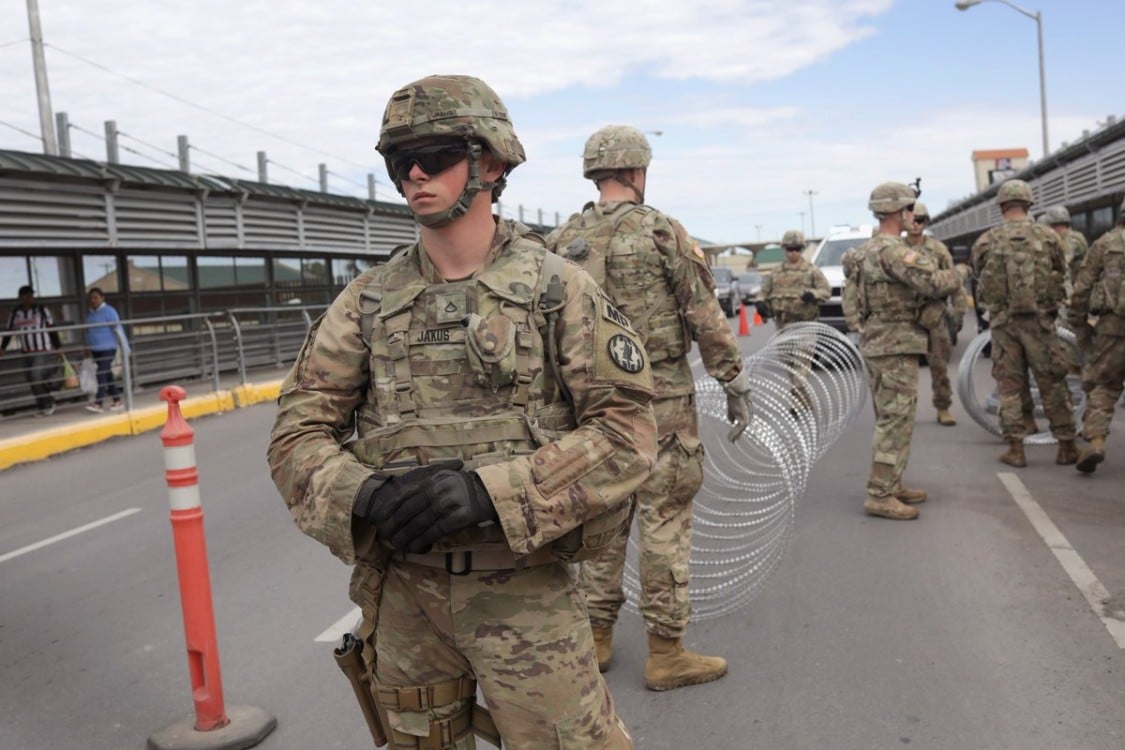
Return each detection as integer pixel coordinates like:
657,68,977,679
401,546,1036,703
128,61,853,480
389,143,469,182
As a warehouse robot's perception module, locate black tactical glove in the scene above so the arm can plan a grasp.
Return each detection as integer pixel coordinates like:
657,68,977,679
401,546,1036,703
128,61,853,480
800,292,817,304
353,461,462,529
754,301,769,319
377,469,499,554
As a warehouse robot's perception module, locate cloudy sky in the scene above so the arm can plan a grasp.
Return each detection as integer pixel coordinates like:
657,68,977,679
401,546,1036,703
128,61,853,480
1,0,1121,245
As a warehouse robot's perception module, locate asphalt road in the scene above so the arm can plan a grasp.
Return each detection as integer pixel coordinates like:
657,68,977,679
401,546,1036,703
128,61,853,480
2,322,1123,750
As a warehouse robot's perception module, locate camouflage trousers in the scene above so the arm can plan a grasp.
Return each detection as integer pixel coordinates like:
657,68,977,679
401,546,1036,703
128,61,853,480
580,395,703,638
375,560,632,749
1080,333,1125,440
777,320,817,410
864,354,919,498
991,317,1075,441
926,321,954,410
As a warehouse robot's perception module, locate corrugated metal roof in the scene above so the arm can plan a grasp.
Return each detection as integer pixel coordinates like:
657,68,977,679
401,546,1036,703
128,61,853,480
0,148,412,215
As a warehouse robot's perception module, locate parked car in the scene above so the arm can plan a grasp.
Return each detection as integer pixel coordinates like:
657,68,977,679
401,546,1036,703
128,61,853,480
735,271,763,304
709,266,742,317
808,225,873,332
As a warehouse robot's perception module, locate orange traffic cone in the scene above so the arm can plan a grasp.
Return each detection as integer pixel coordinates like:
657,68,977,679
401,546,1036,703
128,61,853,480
752,308,764,327
739,304,751,336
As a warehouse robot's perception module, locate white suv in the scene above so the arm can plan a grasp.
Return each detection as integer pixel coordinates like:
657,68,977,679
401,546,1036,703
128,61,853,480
808,225,873,332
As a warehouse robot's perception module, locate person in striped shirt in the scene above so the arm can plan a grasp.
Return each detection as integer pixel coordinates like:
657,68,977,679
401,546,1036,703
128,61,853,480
2,285,62,415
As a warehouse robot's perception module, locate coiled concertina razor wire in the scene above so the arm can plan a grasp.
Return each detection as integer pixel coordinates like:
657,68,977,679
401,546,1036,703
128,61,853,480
620,322,868,621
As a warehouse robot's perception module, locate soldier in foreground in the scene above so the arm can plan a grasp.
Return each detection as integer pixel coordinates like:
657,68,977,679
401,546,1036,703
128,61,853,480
756,229,830,412
851,182,969,520
1067,197,1125,473
546,125,753,691
903,202,967,426
268,75,658,749
971,179,1077,468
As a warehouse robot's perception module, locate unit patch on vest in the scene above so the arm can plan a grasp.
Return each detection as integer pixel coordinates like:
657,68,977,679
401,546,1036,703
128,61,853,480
607,334,645,373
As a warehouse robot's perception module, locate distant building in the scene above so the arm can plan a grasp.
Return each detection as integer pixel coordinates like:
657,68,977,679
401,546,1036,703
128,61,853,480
971,148,1030,192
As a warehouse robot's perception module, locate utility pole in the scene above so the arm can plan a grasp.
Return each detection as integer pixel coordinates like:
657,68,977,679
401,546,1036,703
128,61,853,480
26,0,57,155
804,189,818,238
754,224,762,242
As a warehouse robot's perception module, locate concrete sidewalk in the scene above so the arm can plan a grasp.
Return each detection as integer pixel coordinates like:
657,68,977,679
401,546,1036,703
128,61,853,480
0,366,289,471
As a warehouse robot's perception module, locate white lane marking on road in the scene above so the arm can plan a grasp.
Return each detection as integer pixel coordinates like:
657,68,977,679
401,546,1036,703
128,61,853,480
998,472,1125,649
315,606,362,643
0,507,142,564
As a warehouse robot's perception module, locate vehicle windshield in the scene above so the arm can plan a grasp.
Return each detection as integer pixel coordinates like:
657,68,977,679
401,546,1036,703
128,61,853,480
711,267,732,282
815,238,865,267
740,272,762,282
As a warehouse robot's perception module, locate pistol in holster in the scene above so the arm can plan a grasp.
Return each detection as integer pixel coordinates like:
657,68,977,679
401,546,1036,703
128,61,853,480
334,626,390,747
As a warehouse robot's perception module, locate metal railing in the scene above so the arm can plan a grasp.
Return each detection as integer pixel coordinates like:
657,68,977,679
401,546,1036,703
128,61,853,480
0,304,326,415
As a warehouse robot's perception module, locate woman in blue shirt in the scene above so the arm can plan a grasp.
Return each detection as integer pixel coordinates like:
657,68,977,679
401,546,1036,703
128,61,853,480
83,287,129,413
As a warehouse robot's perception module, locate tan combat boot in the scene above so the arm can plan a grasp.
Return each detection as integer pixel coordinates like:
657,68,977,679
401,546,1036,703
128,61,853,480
999,441,1026,467
895,486,928,504
1076,437,1106,474
936,408,957,426
1055,440,1079,465
592,625,614,673
644,633,727,691
863,494,919,520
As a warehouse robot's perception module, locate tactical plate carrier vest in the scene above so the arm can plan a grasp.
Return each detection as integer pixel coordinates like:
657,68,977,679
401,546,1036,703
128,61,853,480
858,237,922,323
1090,230,1125,318
349,227,628,561
977,221,1063,320
553,202,691,367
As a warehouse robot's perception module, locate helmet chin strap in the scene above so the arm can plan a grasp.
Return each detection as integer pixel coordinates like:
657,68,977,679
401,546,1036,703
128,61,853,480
613,170,645,205
411,141,504,229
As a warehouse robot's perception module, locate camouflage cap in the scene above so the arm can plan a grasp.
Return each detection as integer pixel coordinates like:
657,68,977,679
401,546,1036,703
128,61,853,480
781,229,805,248
867,182,916,214
583,125,652,178
912,201,929,219
996,178,1034,207
1040,205,1070,225
376,74,525,167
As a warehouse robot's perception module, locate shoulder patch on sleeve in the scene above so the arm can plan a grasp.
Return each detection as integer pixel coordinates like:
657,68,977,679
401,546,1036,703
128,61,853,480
607,334,645,373
600,294,635,331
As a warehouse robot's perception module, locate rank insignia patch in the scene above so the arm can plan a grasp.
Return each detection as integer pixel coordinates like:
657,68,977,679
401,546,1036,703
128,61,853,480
607,334,645,373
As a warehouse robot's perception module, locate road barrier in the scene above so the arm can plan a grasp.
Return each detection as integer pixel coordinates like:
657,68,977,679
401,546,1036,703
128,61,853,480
147,385,276,750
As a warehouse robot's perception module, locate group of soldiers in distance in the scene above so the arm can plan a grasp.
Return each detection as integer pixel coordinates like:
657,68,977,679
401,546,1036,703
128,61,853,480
836,178,1124,522
266,71,1124,748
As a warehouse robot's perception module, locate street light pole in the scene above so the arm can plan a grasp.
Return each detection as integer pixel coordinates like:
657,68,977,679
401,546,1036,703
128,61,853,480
25,0,57,155
754,224,762,242
955,0,1048,157
804,190,818,238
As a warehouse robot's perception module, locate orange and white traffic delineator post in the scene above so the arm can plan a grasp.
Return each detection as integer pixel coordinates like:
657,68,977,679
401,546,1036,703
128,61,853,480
148,385,275,750
738,305,751,336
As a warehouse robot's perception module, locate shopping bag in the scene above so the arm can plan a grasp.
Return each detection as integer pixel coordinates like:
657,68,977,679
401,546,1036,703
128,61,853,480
78,357,98,395
61,355,80,389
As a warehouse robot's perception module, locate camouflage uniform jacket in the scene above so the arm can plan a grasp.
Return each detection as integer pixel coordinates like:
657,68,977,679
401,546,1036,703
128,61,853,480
759,257,830,324
547,200,742,398
1062,228,1089,285
908,236,968,326
268,219,658,565
853,233,965,356
1069,225,1125,337
971,218,1066,328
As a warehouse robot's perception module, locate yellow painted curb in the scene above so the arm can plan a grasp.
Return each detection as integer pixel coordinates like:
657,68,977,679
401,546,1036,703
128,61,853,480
0,380,283,471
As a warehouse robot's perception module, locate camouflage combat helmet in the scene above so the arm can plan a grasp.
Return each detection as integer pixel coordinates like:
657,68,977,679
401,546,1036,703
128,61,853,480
912,201,930,219
867,182,917,215
376,74,525,227
583,125,652,179
781,229,805,249
1040,205,1070,225
996,178,1034,207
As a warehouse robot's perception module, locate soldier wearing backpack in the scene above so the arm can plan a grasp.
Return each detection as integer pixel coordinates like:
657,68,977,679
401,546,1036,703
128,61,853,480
971,179,1077,467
